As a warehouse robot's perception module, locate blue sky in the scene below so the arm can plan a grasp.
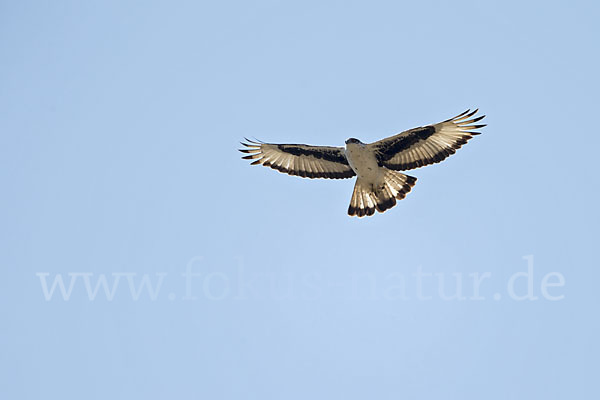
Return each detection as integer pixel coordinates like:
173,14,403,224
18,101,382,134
1,1,599,399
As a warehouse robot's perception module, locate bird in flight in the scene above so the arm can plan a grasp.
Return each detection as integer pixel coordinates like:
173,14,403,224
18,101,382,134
240,109,486,217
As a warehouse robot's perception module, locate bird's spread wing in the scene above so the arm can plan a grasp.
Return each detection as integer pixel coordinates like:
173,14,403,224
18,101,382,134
239,139,356,179
368,109,486,171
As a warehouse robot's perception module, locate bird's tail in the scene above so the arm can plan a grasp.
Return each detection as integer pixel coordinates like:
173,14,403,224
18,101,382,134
347,170,417,217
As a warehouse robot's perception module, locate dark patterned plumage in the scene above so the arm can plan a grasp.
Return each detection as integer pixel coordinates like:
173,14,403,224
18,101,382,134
240,109,485,217
371,109,486,171
240,140,355,179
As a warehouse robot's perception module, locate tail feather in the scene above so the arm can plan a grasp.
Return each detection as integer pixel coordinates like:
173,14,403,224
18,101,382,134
347,170,417,217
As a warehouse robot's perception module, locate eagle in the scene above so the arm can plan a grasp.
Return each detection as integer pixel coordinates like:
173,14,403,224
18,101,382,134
240,109,486,217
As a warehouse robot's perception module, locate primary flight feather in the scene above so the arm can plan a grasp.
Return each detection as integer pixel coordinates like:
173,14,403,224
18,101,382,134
240,109,486,217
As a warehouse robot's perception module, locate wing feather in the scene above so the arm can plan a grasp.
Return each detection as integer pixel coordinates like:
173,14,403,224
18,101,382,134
239,140,355,179
369,109,486,171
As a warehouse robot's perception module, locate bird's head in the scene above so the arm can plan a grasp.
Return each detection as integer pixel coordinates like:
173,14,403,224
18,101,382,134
345,138,363,145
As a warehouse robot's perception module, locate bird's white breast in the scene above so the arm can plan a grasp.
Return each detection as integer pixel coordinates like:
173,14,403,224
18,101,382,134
345,142,382,182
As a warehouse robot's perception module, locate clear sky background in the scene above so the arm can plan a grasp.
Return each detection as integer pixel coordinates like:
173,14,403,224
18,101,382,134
1,1,599,399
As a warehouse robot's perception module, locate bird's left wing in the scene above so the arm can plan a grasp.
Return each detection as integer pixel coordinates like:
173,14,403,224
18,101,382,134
368,109,486,171
239,139,356,179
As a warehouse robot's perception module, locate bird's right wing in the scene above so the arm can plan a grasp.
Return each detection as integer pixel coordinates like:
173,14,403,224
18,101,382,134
239,139,356,179
368,109,486,171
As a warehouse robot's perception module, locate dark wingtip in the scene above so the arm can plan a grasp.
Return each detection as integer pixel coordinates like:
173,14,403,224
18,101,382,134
242,137,264,145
